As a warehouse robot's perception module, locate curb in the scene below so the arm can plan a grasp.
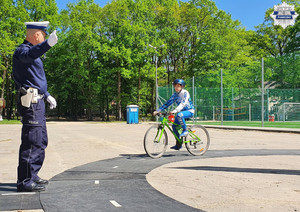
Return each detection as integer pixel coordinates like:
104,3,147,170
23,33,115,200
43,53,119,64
202,125,300,134
148,122,300,134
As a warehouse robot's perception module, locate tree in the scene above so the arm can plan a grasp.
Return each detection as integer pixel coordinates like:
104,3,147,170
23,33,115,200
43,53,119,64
0,0,59,119
253,0,299,87
45,0,102,120
3,0,294,121
0,0,28,119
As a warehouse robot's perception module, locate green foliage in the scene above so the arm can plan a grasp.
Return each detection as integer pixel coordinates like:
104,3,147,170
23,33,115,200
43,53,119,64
252,0,299,87
0,0,299,120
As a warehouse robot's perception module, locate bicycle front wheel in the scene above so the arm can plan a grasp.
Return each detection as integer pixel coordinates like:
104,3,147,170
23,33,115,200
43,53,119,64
144,125,168,159
185,125,210,156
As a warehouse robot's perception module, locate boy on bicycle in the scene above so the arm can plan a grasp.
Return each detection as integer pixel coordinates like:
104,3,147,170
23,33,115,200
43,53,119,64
153,79,194,150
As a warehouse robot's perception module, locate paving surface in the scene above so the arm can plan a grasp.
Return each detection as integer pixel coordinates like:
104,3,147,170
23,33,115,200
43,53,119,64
0,122,300,211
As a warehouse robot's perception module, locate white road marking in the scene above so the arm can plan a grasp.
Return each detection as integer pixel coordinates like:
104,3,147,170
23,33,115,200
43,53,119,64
113,166,118,169
110,200,122,207
2,192,36,196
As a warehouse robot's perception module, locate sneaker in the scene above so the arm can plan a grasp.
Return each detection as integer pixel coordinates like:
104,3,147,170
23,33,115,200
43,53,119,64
180,130,188,137
170,145,182,150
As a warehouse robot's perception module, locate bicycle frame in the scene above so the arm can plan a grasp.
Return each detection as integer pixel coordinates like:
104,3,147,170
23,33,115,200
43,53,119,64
157,114,201,145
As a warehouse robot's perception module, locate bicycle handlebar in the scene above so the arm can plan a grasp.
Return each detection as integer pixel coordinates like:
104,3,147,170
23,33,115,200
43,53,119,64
156,112,169,117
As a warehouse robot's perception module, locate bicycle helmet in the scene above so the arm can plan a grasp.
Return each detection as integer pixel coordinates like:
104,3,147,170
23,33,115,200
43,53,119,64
173,79,185,87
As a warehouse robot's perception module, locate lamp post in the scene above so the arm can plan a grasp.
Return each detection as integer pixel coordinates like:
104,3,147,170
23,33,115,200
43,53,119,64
261,57,264,127
220,69,223,125
149,44,164,116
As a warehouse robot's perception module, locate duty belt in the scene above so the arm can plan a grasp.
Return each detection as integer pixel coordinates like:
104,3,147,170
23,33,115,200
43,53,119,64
19,87,44,107
33,94,44,103
29,88,44,103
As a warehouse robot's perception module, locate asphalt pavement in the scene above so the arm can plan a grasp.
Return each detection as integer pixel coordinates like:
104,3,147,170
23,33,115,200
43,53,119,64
0,122,299,211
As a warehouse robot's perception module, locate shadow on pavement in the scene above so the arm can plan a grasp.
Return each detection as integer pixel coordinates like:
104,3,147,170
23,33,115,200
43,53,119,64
0,183,16,192
171,166,300,176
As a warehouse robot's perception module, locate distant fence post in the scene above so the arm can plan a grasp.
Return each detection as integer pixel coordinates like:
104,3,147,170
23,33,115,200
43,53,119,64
249,104,251,121
192,76,195,122
283,103,286,122
232,87,234,121
221,69,223,125
261,58,264,127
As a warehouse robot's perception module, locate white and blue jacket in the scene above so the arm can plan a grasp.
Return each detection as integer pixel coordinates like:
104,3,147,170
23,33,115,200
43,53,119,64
157,89,194,114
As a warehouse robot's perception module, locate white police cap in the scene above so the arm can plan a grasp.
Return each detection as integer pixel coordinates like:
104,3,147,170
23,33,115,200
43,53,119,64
24,21,49,34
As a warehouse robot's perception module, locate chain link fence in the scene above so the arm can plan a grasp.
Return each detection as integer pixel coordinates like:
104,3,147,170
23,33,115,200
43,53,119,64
158,80,300,122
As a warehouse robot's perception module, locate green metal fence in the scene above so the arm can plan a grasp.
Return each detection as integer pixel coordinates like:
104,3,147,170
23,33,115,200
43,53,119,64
158,85,300,122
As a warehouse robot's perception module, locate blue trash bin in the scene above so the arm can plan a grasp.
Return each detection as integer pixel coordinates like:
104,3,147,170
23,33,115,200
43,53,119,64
126,105,139,124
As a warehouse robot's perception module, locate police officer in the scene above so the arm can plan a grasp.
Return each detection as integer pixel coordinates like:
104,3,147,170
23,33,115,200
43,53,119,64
12,21,58,192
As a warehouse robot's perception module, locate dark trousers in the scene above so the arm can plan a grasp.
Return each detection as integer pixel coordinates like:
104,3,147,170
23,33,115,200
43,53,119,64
17,99,48,188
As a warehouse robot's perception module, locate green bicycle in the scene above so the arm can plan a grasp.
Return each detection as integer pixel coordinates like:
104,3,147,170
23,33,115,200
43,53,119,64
144,112,210,159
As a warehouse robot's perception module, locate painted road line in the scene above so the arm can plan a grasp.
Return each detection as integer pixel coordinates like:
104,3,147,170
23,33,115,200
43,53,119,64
110,200,122,208
2,192,36,196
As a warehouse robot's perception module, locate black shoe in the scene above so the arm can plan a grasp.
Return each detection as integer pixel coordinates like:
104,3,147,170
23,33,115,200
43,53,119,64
17,182,46,192
35,178,49,185
170,145,182,150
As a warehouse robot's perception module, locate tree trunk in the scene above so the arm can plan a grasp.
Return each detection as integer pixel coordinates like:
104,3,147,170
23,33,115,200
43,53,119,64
1,57,7,98
106,90,109,121
0,57,8,119
117,71,122,121
1,71,5,99
6,71,13,120
138,65,141,103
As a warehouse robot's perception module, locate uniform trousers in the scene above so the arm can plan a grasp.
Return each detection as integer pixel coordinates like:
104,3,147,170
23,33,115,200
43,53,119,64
17,98,48,189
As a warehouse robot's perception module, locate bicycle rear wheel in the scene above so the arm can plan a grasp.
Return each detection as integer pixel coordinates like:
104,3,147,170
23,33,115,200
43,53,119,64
144,125,168,159
184,125,210,156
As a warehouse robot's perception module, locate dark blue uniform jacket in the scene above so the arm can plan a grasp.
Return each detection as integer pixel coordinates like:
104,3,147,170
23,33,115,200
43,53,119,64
13,40,51,98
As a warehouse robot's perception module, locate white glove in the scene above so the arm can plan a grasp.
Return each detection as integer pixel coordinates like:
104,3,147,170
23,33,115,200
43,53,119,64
47,96,57,109
47,30,58,47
